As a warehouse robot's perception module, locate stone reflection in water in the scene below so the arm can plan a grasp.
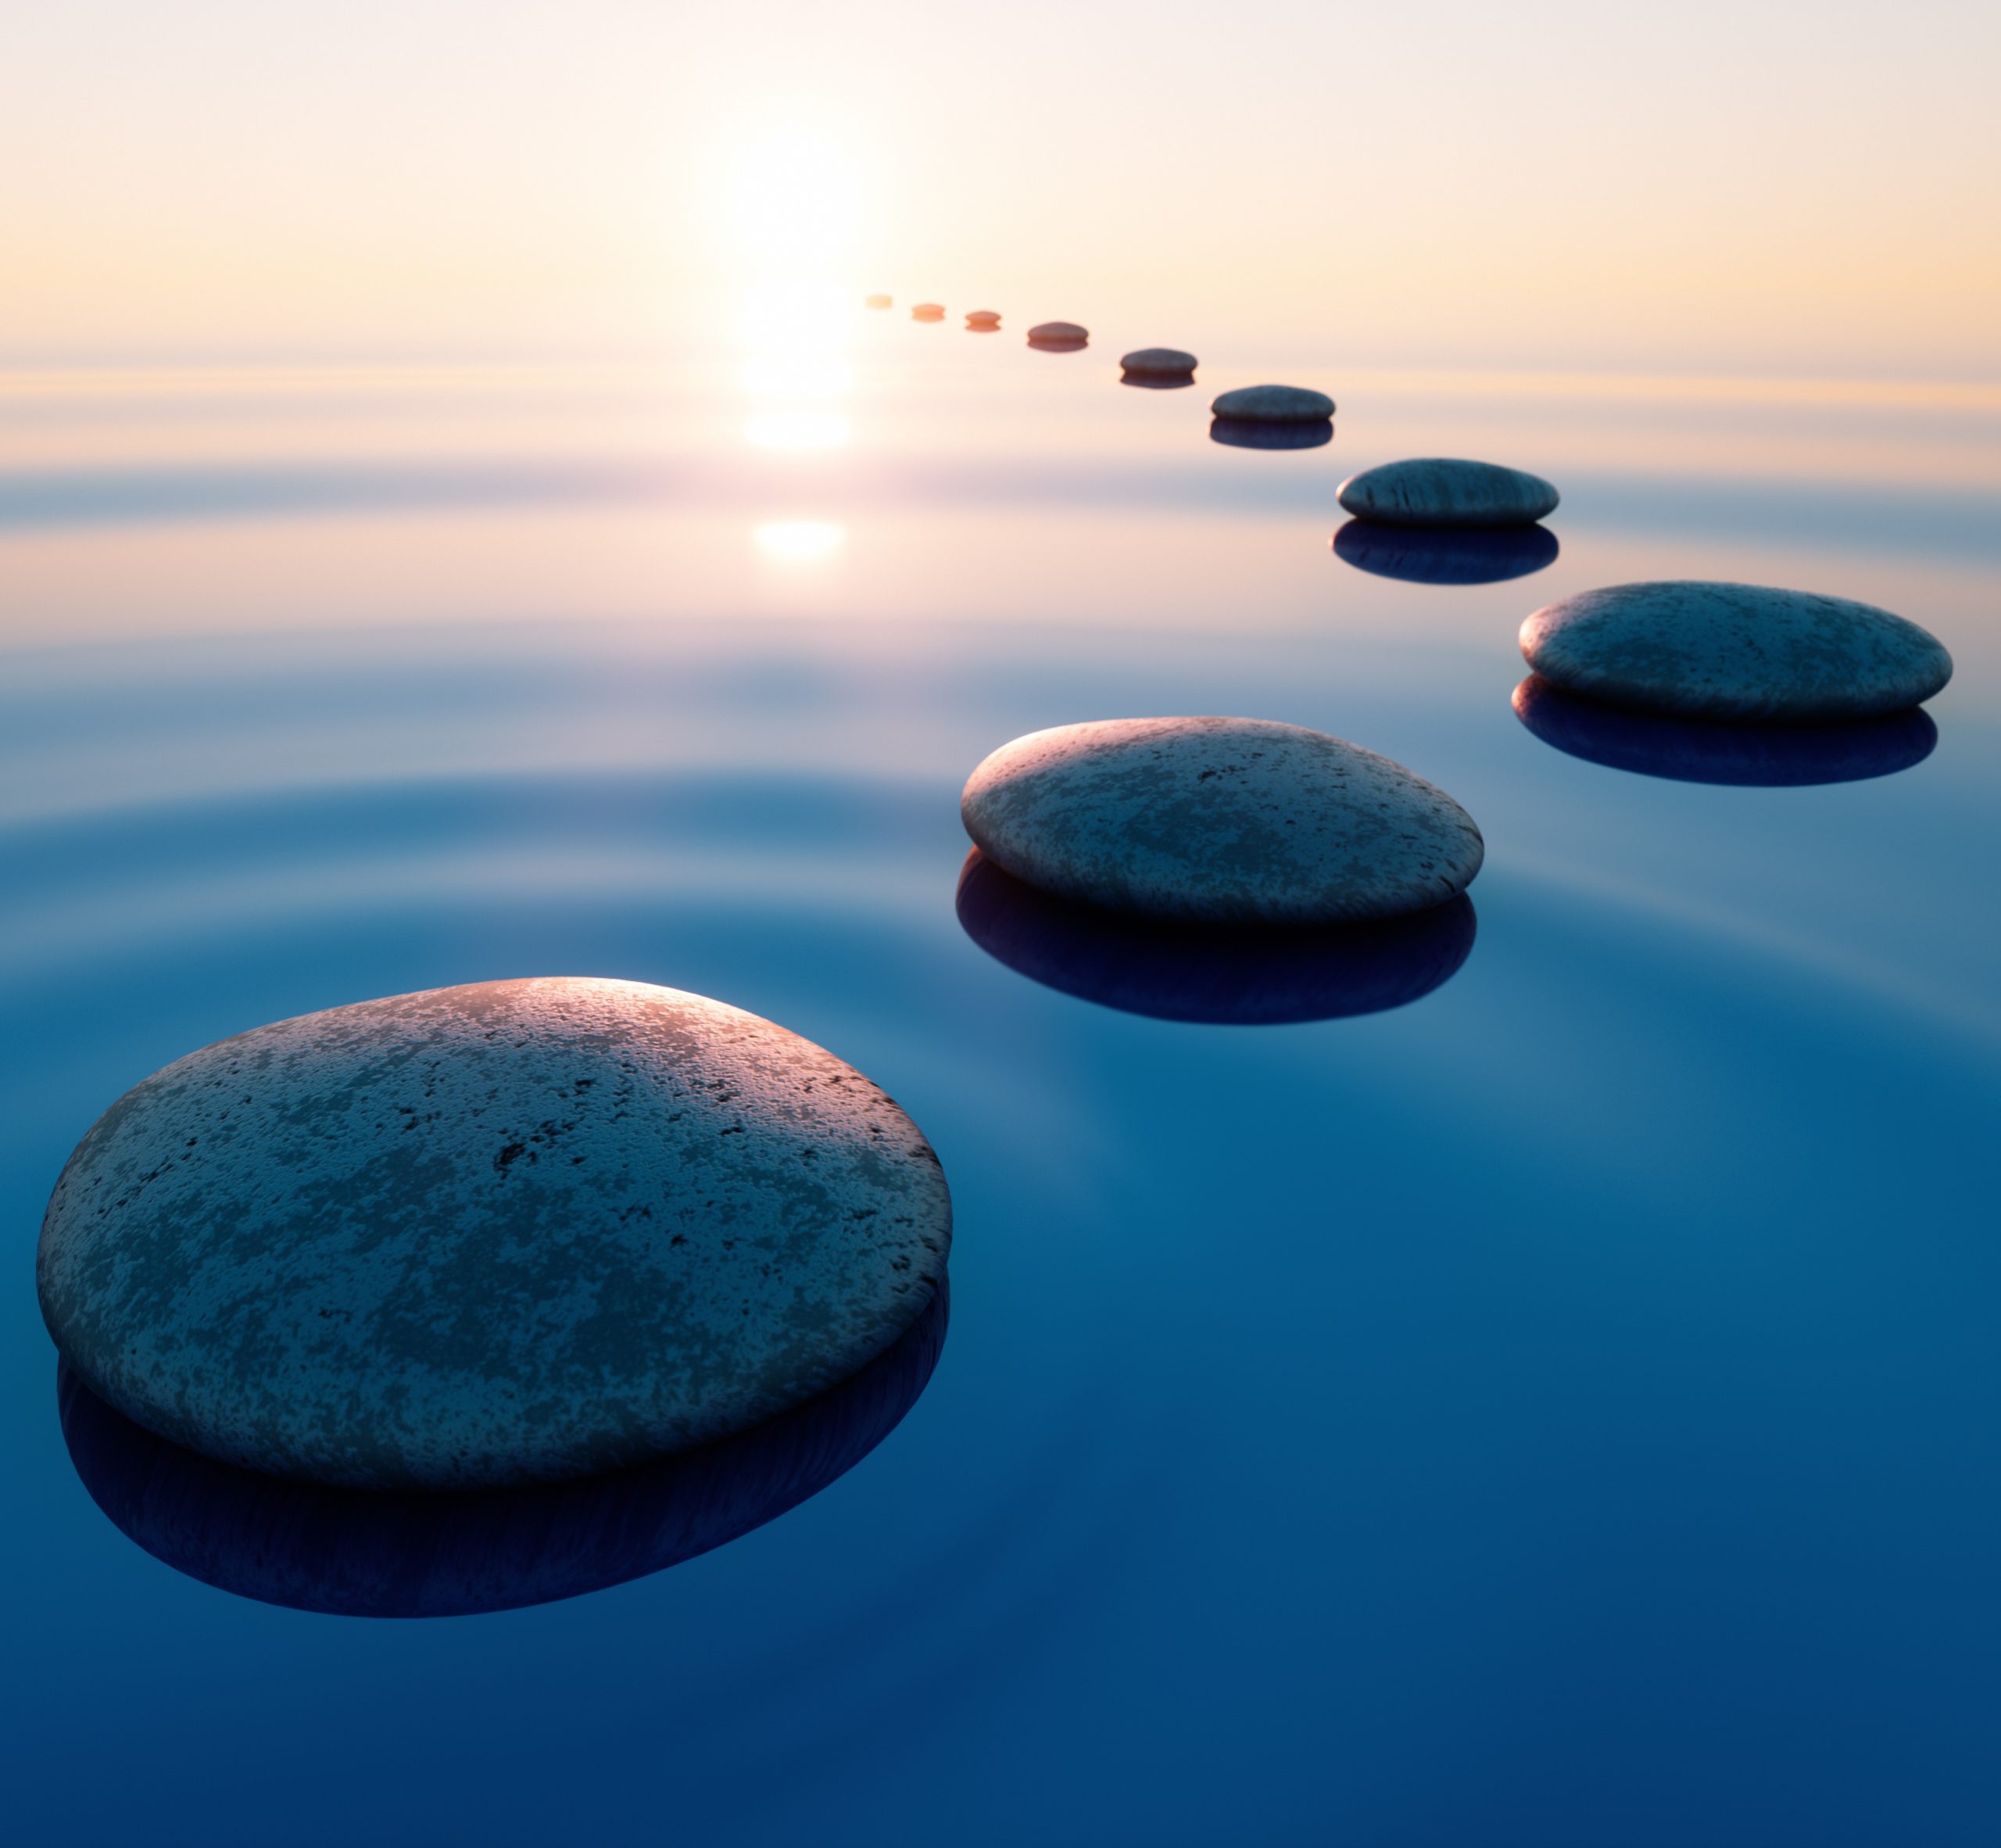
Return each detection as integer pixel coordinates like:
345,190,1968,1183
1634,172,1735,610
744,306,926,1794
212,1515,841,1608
58,1281,947,1619
956,850,1475,1024
1209,417,1333,451
1512,675,1939,786
1334,519,1559,586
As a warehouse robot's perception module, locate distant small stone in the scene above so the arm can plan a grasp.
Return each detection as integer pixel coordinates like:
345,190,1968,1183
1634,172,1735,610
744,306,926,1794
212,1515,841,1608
1520,581,1954,722
38,979,952,1492
1209,384,1333,421
1028,321,1089,347
1339,458,1558,528
864,294,893,310
911,303,946,321
965,310,1001,330
961,716,1483,924
1121,347,1198,377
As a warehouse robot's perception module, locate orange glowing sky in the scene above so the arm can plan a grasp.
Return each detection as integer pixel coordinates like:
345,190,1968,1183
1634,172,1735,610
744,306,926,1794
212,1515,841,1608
4,0,1997,378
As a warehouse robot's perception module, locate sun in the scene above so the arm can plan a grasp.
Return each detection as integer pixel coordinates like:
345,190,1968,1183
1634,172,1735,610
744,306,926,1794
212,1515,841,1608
728,132,861,268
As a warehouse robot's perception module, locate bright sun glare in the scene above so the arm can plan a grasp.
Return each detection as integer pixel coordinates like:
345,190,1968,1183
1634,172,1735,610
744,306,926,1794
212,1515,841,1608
728,134,861,269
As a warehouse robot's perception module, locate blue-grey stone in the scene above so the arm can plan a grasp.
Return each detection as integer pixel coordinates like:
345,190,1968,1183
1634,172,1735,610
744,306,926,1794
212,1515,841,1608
1028,321,1088,346
1520,580,1953,722
1121,347,1198,377
38,978,951,1492
1337,457,1559,528
1209,384,1334,422
960,716,1483,924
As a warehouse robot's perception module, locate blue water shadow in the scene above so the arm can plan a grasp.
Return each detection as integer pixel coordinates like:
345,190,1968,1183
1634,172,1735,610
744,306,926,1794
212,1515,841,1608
955,849,1475,1024
1512,675,1940,786
1209,417,1333,451
1333,518,1559,585
58,1279,947,1619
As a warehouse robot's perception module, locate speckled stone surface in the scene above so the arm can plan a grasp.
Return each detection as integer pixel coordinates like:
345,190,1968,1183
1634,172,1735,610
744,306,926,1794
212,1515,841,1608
1121,347,1198,376
1028,321,1088,345
1520,581,1953,722
38,978,951,1491
960,717,1483,923
1337,458,1559,528
1209,384,1334,422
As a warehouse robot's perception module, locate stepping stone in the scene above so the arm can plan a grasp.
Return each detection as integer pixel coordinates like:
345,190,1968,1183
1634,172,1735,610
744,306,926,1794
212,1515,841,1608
1337,457,1559,528
965,310,1001,330
1209,384,1334,421
1121,347,1198,378
960,716,1483,924
1520,581,1953,722
957,851,1477,1025
864,294,892,309
38,978,952,1492
1511,675,1940,787
1333,519,1559,585
58,1285,947,1618
911,303,945,321
1028,321,1089,348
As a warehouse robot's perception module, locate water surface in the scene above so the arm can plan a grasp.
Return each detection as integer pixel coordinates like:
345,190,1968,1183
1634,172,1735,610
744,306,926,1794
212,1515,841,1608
2,326,1996,1845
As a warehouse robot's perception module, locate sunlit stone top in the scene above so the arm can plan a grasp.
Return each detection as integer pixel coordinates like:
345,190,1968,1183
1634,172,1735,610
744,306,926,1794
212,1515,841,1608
38,978,952,1491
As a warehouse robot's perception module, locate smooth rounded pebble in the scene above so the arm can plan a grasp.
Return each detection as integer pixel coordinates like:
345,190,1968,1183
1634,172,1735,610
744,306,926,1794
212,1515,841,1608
38,978,952,1492
960,717,1483,924
965,310,1000,328
1520,580,1953,722
1120,347,1198,377
864,294,892,310
1028,321,1089,345
59,1284,947,1619
1209,384,1334,422
911,303,945,320
1338,457,1558,528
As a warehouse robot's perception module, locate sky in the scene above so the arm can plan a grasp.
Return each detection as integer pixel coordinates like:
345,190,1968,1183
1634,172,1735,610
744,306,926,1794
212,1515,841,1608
4,0,1998,378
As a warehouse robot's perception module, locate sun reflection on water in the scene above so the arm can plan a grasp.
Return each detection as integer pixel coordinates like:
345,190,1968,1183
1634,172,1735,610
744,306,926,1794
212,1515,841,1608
752,520,846,565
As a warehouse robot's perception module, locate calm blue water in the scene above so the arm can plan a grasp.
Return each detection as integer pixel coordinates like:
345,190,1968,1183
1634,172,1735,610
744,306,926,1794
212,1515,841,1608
2,331,1997,1845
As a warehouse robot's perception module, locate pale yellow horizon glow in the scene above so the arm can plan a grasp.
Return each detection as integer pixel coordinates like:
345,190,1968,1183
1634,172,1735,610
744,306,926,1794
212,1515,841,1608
4,0,1997,380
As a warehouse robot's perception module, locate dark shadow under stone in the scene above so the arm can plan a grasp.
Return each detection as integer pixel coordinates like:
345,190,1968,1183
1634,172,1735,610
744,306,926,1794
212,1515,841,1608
1511,675,1938,786
1210,417,1332,451
955,850,1475,1024
1334,519,1559,585
58,1280,948,1620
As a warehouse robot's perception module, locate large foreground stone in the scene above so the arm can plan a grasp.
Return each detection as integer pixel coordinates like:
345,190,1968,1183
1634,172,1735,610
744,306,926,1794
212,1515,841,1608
1337,457,1559,528
38,978,950,1491
1520,581,1953,721
961,717,1483,923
